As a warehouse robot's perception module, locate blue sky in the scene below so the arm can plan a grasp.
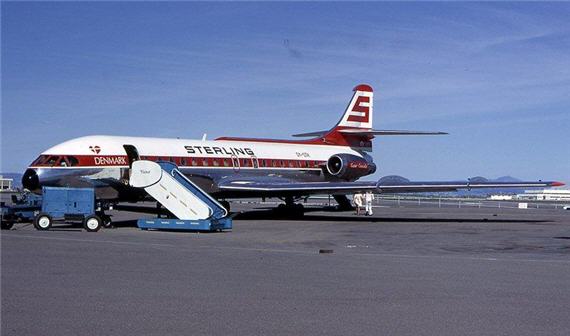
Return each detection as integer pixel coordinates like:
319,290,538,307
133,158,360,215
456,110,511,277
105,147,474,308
2,2,569,183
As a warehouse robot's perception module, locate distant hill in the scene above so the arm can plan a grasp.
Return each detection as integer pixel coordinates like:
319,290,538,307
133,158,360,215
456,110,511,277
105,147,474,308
377,175,410,185
378,175,531,197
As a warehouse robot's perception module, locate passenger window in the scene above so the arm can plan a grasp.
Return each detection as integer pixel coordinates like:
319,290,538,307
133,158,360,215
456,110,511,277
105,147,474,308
181,158,187,166
202,158,209,166
192,159,197,166
213,159,220,167
223,159,229,167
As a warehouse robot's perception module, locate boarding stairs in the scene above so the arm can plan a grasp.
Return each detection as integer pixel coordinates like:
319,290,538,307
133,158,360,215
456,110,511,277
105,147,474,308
129,160,231,231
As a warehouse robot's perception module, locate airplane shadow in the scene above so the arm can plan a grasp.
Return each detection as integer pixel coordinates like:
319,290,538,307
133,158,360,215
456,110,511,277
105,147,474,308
108,204,550,225
233,208,549,224
109,219,139,228
29,215,550,234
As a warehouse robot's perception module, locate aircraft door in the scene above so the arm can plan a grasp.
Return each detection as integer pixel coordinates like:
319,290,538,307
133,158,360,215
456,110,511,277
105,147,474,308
122,144,140,184
123,144,140,167
231,155,240,173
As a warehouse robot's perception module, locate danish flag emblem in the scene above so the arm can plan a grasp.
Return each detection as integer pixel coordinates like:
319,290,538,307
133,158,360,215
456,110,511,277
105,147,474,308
347,96,370,123
89,145,101,154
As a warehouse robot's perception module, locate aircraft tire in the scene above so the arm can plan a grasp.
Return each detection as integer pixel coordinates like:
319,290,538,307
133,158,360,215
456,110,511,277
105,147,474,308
83,215,102,232
34,213,52,231
293,204,305,218
102,215,113,228
274,203,304,218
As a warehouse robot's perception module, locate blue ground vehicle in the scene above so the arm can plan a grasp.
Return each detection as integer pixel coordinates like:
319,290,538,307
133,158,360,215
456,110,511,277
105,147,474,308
33,187,107,232
1,192,42,230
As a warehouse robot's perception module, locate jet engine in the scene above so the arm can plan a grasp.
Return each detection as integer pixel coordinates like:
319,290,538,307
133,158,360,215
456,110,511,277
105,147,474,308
326,154,376,181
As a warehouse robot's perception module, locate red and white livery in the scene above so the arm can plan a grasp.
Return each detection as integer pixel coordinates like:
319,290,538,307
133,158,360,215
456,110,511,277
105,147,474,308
22,84,564,212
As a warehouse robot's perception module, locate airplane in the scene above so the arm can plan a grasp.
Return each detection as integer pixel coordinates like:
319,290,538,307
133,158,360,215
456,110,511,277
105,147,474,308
21,84,564,220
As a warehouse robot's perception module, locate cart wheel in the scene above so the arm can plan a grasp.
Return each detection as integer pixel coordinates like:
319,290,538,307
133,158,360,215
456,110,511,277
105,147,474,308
1,221,14,230
83,215,102,232
34,213,52,230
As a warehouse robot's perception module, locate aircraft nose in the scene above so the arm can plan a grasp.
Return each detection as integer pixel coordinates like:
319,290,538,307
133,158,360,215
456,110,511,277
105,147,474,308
22,168,40,191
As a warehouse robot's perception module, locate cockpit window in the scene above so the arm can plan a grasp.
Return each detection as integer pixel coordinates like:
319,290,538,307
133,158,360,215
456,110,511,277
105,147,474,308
46,156,60,166
31,156,44,166
67,156,79,166
30,155,81,167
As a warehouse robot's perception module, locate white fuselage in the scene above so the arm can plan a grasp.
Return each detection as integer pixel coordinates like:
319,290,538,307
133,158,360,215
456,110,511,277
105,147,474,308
24,135,371,200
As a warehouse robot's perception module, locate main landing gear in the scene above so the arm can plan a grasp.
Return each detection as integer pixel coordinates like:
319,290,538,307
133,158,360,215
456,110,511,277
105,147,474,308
96,202,114,228
333,195,354,212
274,196,305,218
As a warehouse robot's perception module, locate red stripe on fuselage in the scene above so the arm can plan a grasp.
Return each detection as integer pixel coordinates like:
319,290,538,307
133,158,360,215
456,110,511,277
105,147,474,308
30,154,327,169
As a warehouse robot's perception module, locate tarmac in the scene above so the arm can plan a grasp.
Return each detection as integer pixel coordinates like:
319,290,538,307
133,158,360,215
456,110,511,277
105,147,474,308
2,202,570,336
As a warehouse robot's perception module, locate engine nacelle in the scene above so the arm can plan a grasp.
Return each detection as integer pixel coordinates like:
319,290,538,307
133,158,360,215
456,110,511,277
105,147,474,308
326,154,376,181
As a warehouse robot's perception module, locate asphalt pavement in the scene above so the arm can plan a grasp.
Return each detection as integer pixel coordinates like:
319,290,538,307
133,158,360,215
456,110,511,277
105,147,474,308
2,203,570,336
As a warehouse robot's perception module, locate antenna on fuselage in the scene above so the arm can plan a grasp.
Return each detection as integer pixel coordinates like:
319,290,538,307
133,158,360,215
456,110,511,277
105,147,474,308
201,133,207,141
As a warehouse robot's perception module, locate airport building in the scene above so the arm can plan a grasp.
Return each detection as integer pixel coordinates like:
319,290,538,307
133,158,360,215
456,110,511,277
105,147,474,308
488,189,570,201
0,176,13,191
515,189,570,201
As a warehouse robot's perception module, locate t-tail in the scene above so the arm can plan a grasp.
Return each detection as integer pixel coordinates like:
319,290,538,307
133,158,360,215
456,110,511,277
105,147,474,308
293,84,447,151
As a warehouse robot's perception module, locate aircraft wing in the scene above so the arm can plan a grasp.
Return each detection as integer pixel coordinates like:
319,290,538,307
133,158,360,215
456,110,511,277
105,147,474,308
218,178,564,196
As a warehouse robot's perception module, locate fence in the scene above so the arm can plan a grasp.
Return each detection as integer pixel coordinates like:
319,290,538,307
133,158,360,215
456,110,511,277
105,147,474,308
375,195,569,211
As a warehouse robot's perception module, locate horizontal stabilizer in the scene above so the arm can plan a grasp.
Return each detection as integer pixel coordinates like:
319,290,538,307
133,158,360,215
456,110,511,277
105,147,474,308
339,129,448,136
292,129,447,138
292,130,328,138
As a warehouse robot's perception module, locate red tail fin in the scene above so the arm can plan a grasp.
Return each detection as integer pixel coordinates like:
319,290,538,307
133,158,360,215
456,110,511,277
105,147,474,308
320,84,374,151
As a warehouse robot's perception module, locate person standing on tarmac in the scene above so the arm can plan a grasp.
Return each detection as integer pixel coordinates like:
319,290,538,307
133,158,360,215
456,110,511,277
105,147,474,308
364,191,375,216
353,193,363,215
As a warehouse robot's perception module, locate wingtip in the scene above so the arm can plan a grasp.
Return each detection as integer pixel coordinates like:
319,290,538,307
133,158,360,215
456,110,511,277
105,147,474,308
551,181,565,187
